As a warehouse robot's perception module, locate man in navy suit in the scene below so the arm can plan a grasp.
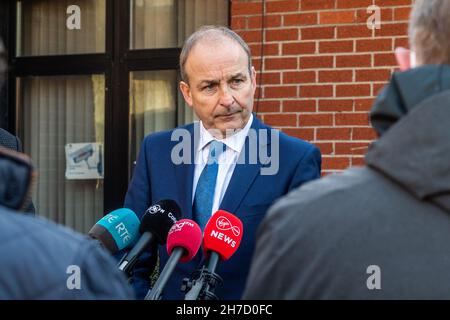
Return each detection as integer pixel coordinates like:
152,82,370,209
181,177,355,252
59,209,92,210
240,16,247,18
124,25,321,300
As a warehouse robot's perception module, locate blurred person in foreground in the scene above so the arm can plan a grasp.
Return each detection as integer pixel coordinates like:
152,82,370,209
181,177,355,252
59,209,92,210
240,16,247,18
0,40,134,300
243,0,450,299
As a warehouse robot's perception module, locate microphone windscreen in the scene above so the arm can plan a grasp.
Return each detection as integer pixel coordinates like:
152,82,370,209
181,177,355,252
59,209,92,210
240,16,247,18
88,208,140,253
140,199,182,244
166,219,202,263
203,210,243,261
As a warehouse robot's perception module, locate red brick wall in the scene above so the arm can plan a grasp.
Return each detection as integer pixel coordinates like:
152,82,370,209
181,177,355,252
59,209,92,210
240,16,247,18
231,0,413,174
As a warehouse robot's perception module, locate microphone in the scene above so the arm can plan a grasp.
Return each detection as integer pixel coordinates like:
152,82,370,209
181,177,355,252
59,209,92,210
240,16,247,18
183,210,243,300
145,219,202,300
88,208,140,254
117,199,181,276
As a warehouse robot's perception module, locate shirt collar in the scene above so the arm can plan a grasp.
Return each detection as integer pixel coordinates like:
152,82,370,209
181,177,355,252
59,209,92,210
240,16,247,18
198,113,254,153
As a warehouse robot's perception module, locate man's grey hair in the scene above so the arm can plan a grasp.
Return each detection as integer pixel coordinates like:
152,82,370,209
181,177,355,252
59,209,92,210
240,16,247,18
409,0,450,65
179,25,252,83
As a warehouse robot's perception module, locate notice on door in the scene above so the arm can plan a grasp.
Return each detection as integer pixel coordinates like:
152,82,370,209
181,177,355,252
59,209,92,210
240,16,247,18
65,142,104,179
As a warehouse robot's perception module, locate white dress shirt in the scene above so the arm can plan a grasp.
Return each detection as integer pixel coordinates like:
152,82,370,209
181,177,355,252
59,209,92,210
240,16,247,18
192,113,254,217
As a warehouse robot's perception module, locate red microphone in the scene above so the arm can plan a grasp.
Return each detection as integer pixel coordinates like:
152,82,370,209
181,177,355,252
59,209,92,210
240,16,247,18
184,210,243,300
145,219,202,300
203,210,243,260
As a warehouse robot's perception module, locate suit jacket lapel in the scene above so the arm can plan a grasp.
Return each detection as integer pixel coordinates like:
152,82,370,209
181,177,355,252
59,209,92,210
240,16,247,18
219,116,269,215
174,123,199,220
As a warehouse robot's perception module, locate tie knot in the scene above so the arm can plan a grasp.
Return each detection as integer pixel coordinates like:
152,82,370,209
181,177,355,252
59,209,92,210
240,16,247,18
209,140,225,162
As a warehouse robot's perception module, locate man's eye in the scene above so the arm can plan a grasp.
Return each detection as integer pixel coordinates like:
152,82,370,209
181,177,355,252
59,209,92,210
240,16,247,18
232,79,243,85
203,84,216,91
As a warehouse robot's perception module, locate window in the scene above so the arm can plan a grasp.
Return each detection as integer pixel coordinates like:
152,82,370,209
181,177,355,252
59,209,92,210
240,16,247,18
8,0,229,233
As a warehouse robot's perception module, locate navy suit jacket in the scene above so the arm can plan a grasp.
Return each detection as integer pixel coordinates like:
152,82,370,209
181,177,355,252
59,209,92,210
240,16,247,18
124,116,321,299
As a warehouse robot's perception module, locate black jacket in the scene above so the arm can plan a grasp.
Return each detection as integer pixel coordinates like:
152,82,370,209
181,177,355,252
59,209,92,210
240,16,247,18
243,65,450,299
0,147,134,299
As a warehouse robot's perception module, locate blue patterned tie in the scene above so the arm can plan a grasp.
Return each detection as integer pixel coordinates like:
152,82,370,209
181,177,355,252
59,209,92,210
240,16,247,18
193,140,225,230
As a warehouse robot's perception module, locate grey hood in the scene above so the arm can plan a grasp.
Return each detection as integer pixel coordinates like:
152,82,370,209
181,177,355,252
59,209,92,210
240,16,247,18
366,65,450,212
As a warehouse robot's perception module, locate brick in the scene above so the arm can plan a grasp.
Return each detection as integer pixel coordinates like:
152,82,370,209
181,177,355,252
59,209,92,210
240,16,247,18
282,42,316,55
301,0,335,11
266,0,299,13
283,128,314,141
284,13,318,26
299,113,333,126
248,15,282,29
300,56,334,69
375,23,408,37
266,28,299,41
337,0,372,9
373,83,388,95
257,72,281,85
352,157,366,166
300,85,333,98
319,99,353,112
336,142,370,155
317,127,352,140
335,113,369,126
375,0,412,6
283,100,317,112
320,10,356,24
249,43,280,57
319,40,354,53
336,54,371,68
374,53,397,66
231,17,246,30
356,69,391,82
319,70,353,82
264,113,298,127
336,84,371,97
354,98,375,111
337,25,372,38
265,57,298,70
315,142,334,155
237,30,262,43
255,100,280,113
283,71,316,84
302,27,335,40
264,86,298,98
359,8,393,23
356,39,392,52
394,37,409,49
231,2,263,16
394,7,411,21
352,127,378,140
322,157,350,170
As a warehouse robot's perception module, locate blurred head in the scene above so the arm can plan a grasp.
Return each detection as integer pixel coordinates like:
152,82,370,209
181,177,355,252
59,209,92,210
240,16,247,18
179,26,256,137
401,0,450,68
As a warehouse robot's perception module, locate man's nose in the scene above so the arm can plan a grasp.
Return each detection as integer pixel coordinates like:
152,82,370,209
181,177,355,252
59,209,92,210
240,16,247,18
219,85,234,107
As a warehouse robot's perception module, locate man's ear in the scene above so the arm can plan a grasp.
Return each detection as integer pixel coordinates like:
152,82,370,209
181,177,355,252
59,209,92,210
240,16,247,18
395,47,412,71
179,81,193,107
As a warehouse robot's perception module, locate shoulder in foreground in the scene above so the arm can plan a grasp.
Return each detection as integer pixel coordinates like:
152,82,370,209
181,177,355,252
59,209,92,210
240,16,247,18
0,205,89,245
267,167,377,225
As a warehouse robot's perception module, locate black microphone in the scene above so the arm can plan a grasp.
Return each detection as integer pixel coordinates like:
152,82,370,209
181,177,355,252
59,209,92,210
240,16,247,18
117,199,181,276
